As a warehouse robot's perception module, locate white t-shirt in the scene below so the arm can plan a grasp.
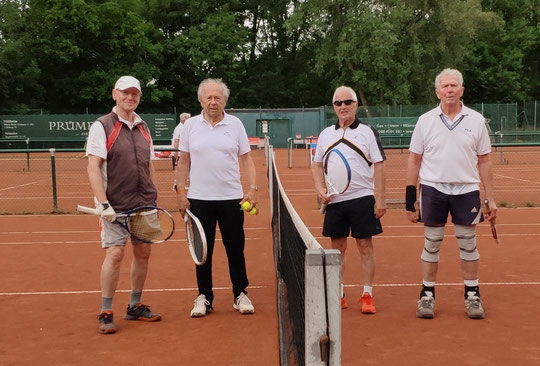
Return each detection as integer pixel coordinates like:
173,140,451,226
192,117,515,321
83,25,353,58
409,104,491,194
179,112,251,200
171,122,184,146
314,120,385,203
86,107,153,159
85,107,154,190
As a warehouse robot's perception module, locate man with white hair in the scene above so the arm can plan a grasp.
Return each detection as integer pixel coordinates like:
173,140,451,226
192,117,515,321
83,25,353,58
406,68,497,319
175,78,258,318
311,85,387,314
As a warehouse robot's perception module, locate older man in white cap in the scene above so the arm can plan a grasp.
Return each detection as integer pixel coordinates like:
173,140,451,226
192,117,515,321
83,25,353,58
86,75,162,334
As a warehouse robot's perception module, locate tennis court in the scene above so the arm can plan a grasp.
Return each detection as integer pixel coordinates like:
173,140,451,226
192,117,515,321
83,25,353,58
277,148,540,365
1,148,540,365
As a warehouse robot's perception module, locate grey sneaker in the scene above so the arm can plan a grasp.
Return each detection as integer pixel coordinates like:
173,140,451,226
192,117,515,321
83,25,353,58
233,292,255,314
191,295,212,317
125,303,161,321
416,296,435,318
98,310,116,334
465,295,485,319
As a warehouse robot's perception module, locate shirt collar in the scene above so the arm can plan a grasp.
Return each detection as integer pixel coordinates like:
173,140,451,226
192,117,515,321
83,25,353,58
334,117,361,130
112,107,143,125
435,102,468,118
202,111,230,126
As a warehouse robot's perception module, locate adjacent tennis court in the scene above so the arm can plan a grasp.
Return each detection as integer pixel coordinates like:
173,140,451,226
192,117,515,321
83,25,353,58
1,148,540,365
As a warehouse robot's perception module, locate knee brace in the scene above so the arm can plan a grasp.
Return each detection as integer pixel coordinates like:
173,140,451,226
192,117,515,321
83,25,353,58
421,226,445,263
454,224,480,261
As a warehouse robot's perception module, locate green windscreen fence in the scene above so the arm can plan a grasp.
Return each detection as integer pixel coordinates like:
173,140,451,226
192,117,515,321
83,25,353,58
0,114,176,148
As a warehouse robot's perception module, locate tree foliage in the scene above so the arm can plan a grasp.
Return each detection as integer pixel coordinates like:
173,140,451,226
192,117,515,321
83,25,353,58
0,0,537,113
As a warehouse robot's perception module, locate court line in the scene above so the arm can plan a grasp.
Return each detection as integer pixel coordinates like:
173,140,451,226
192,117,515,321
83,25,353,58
495,173,540,185
0,180,44,192
345,281,540,288
0,285,268,297
0,237,268,245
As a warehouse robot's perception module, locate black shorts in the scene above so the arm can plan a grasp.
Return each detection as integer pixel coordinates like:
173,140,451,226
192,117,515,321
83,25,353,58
323,195,383,239
420,184,484,226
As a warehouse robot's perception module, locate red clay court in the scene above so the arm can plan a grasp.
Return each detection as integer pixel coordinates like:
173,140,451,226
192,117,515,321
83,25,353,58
1,148,540,365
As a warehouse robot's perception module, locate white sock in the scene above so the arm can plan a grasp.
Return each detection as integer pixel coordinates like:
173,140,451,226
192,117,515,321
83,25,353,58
423,280,436,287
363,286,373,296
464,279,479,287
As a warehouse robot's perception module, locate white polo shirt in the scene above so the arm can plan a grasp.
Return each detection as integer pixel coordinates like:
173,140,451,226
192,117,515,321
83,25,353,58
179,112,251,200
171,122,184,146
409,104,491,194
314,120,385,203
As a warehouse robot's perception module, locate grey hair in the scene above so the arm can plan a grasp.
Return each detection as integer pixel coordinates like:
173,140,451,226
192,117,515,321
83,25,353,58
332,86,358,102
197,78,230,101
179,112,191,122
435,68,463,89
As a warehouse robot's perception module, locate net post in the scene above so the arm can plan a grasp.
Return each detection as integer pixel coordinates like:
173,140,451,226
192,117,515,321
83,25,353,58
49,148,58,211
287,138,292,168
324,249,342,366
305,249,327,365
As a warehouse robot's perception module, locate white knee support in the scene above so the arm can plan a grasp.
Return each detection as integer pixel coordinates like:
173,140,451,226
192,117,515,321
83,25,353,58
454,224,480,261
421,226,445,263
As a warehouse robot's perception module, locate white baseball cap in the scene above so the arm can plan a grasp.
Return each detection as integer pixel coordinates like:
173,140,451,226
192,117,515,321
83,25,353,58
114,76,142,92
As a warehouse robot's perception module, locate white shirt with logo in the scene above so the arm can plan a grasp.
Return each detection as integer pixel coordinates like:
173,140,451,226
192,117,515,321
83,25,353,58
409,104,491,194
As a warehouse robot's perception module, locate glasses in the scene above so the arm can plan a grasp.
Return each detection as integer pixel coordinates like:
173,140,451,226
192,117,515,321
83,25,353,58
333,99,355,107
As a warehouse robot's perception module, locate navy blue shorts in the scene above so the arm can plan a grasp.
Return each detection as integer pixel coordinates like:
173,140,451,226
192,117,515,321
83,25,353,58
323,196,383,239
420,184,484,226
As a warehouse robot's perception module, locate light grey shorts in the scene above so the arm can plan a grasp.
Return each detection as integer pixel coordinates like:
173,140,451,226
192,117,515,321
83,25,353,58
100,218,146,248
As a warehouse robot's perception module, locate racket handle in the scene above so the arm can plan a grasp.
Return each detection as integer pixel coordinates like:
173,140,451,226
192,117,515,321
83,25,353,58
319,203,327,214
77,205,100,215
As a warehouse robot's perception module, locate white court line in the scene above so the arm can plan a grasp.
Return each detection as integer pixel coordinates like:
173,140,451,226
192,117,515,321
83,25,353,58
0,285,267,297
0,237,267,245
345,281,540,288
495,173,540,185
0,180,44,192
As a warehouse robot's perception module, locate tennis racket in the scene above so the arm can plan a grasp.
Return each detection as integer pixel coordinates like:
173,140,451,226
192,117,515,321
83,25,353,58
184,209,208,265
77,205,175,244
320,148,352,213
482,199,499,244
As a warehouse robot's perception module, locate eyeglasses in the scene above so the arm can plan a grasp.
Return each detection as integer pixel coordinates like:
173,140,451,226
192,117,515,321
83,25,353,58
333,99,355,107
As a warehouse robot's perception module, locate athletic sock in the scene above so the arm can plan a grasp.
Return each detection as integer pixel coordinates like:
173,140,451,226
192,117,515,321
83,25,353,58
465,285,480,299
420,285,435,300
363,286,373,296
130,291,142,307
101,297,113,313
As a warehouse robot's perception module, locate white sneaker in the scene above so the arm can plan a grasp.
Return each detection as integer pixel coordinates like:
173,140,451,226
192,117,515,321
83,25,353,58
233,292,255,314
190,294,212,317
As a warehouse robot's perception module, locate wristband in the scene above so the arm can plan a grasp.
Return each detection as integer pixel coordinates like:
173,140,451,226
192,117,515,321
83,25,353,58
405,185,417,212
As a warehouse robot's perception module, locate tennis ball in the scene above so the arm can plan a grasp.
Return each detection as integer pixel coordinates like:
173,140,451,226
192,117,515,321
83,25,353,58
240,201,251,211
249,207,258,215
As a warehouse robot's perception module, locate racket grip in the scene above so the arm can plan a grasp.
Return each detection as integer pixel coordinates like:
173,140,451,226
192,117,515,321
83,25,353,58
319,203,327,214
77,205,100,215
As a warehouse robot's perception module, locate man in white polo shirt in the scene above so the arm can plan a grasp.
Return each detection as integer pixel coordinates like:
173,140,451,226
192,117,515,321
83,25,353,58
405,68,497,320
311,85,387,314
175,78,258,317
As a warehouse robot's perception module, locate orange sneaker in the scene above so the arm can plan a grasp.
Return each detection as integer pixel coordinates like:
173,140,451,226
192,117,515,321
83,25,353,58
360,292,376,314
341,297,348,309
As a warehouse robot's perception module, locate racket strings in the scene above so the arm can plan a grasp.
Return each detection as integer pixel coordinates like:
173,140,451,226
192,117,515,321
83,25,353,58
127,209,174,243
186,218,205,262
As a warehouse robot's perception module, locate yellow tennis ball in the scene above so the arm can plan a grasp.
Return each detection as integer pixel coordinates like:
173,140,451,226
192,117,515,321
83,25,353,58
241,201,251,211
249,207,258,215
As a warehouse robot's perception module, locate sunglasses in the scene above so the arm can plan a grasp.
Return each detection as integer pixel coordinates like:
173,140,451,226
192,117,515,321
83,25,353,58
333,99,355,107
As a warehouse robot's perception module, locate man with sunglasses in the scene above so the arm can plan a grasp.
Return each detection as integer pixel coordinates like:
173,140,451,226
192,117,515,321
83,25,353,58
311,86,387,314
